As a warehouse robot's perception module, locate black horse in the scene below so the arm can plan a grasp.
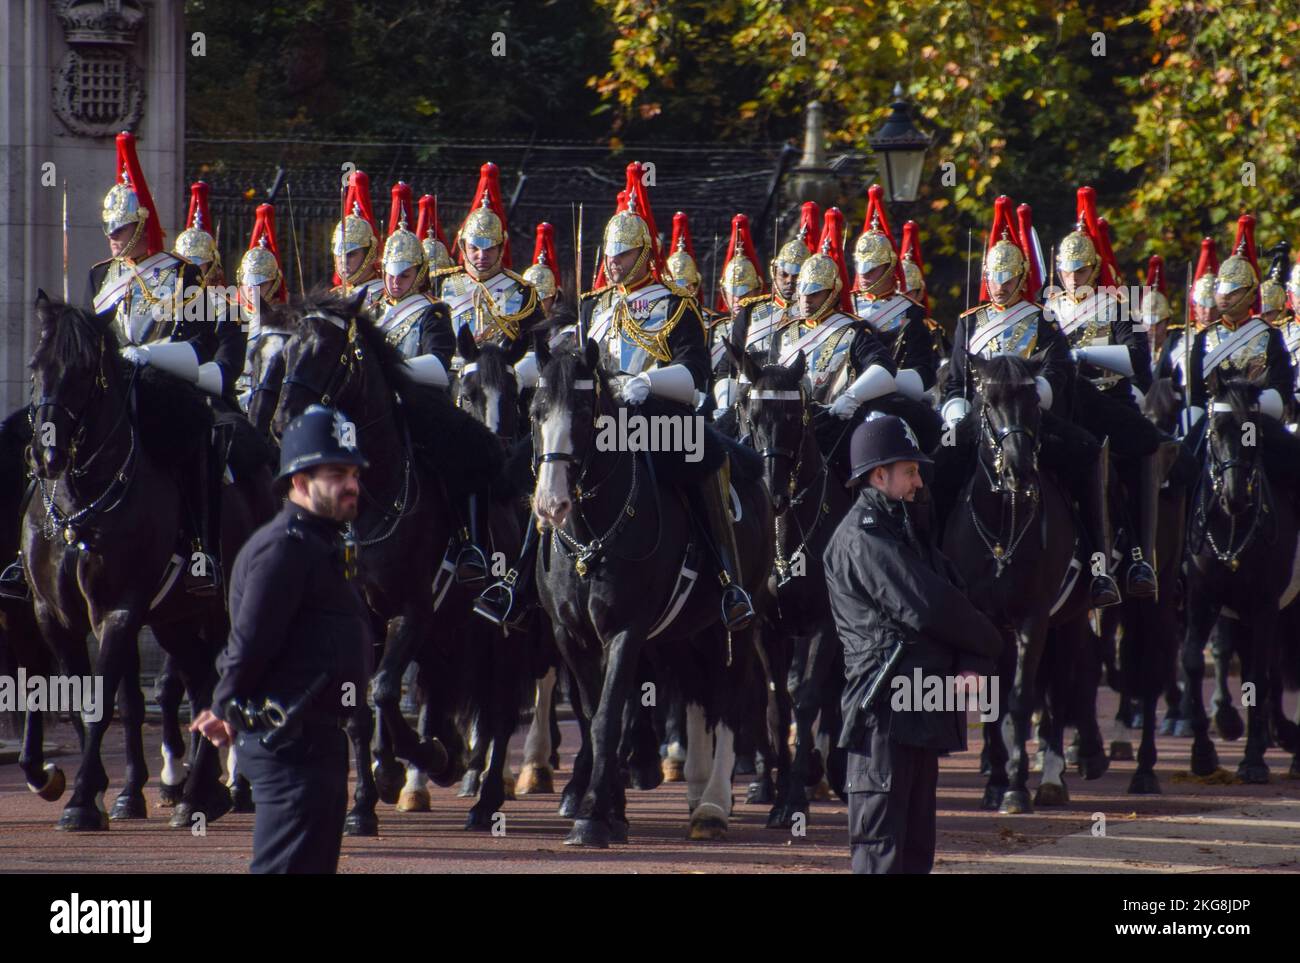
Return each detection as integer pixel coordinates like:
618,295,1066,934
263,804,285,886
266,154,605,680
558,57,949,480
1181,373,1299,782
530,339,772,846
273,290,526,831
941,354,1079,814
731,346,851,828
24,294,261,831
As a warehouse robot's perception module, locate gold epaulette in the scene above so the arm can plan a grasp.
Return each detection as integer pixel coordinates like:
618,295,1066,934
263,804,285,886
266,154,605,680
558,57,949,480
430,265,464,279
663,278,695,299
959,303,988,318
580,284,611,302
738,292,769,308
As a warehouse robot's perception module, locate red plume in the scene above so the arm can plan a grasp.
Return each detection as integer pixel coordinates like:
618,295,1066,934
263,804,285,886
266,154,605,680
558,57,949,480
901,220,928,312
1145,254,1167,295
1194,237,1219,283
415,194,449,250
1231,213,1261,312
798,201,821,254
595,163,662,289
246,204,286,303
530,222,562,293
457,162,511,268
184,182,212,233
114,132,164,255
717,213,763,311
979,195,1025,302
669,211,696,260
1016,204,1042,303
816,207,853,313
1073,186,1117,287
1096,216,1123,287
853,184,903,293
333,169,380,287
386,182,415,238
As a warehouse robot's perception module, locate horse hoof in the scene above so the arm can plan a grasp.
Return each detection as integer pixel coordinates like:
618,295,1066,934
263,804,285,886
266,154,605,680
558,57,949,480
1236,761,1270,785
230,782,255,813
1128,770,1161,794
373,758,405,805
30,765,66,802
689,805,728,841
464,806,495,831
1215,705,1244,742
746,779,773,806
981,786,1007,811
558,792,580,819
766,804,802,830
1029,750,1044,773
516,764,554,795
611,819,629,844
563,818,610,848
661,758,685,783
629,762,663,791
170,789,232,828
1172,719,1194,738
458,770,482,798
58,805,108,832
1079,751,1110,781
1034,782,1069,806
109,791,147,821
1190,740,1220,777
1109,740,1135,762
158,781,185,807
344,809,379,837
396,788,431,813
998,790,1032,815
502,772,517,801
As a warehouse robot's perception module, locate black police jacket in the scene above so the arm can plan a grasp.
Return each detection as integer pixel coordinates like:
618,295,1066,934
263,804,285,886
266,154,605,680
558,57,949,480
213,502,372,722
823,486,1003,753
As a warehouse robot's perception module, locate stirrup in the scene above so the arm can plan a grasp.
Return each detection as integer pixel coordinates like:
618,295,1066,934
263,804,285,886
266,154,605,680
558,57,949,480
454,540,489,586
720,582,755,633
183,551,221,597
1125,552,1157,599
473,572,517,626
0,557,30,602
1089,573,1122,610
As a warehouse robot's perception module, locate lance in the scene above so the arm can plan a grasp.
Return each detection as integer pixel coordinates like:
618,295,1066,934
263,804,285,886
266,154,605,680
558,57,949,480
573,201,586,347
709,230,720,315
1182,260,1193,427
964,226,973,402
339,170,349,296
61,180,69,301
286,181,308,298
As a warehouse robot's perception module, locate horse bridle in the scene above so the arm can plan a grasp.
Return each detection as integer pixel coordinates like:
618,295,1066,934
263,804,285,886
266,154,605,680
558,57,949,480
978,401,1040,494
280,315,363,410
30,346,111,469
1195,409,1269,571
1206,410,1259,499
750,388,809,500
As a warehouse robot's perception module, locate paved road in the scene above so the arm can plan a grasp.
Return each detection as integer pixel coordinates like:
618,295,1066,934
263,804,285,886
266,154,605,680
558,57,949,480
1,687,1297,874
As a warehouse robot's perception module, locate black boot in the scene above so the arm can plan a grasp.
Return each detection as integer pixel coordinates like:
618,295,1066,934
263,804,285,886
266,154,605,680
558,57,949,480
474,515,537,630
1084,440,1121,609
1125,448,1166,600
0,480,36,602
183,432,220,597
454,493,489,585
698,458,755,633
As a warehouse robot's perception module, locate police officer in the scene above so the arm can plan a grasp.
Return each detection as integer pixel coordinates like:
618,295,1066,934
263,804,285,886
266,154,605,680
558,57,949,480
824,414,1002,874
190,405,373,874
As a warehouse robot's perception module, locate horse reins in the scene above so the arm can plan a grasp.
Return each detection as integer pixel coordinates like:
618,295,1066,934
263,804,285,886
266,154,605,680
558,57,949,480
969,400,1040,575
1192,411,1272,571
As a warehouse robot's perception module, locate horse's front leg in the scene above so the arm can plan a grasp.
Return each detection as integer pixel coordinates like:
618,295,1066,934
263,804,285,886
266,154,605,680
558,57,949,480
1236,614,1274,784
344,704,379,837
565,629,641,849
517,667,558,795
999,617,1047,815
1181,588,1220,776
58,609,141,831
374,610,451,784
153,655,188,806
108,648,149,821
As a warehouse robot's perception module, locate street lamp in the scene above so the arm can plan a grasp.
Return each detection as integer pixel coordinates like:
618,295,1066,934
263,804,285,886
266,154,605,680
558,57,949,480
869,84,932,204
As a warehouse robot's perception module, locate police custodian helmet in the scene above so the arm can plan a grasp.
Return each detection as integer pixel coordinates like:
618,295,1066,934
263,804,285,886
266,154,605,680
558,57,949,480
847,412,931,487
274,405,370,491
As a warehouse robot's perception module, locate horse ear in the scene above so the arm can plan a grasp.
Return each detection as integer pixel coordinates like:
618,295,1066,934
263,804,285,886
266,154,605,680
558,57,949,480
456,324,479,363
347,287,368,318
968,353,988,380
723,333,745,373
790,350,807,382
34,290,54,326
583,336,601,374
1205,367,1221,399
534,332,552,372
1026,348,1050,378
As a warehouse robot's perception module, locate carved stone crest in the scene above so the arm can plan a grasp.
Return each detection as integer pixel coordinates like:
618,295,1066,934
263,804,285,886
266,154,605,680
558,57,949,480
52,1,146,137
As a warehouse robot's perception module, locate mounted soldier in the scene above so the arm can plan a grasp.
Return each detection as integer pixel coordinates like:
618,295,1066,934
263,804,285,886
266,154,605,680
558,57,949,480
899,219,948,359
522,221,564,321
2,132,243,601
430,162,539,365
1141,255,1173,375
1156,237,1217,398
1181,215,1300,482
331,169,385,314
709,213,765,413
415,193,455,274
849,185,937,403
174,181,224,289
374,182,455,386
1260,241,1300,417
1042,186,1161,598
235,202,290,408
663,211,703,300
935,194,1122,609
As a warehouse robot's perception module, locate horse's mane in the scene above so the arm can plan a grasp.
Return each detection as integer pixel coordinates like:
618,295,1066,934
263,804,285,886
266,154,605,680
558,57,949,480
1142,377,1181,431
533,346,614,414
470,341,516,395
1214,377,1264,423
751,360,804,394
32,297,117,372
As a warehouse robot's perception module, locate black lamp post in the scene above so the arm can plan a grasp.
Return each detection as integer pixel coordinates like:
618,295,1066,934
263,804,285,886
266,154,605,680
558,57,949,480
869,84,932,204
